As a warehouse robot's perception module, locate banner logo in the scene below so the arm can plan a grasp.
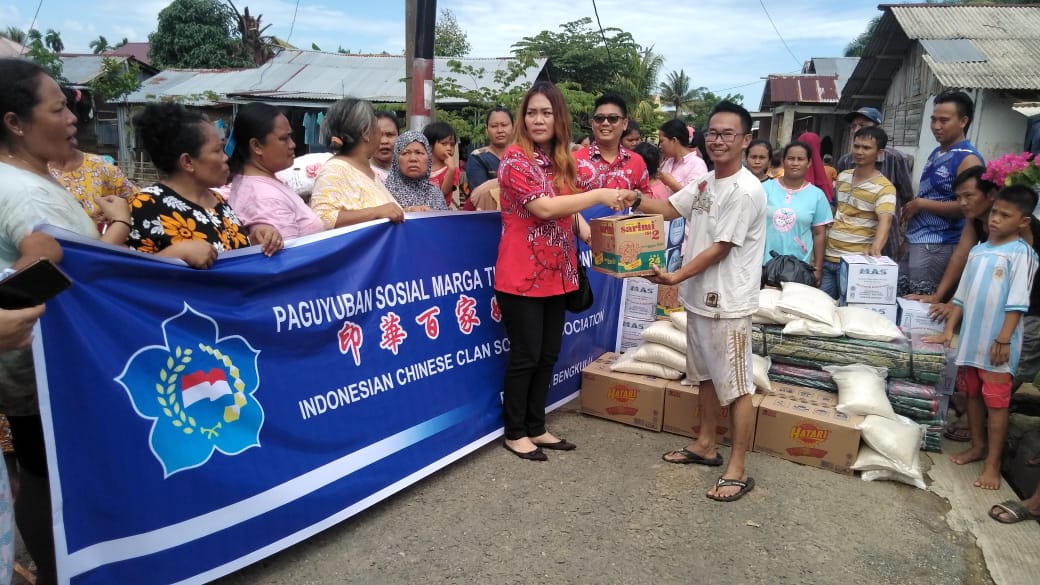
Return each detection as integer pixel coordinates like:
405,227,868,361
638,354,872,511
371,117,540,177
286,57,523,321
116,305,264,477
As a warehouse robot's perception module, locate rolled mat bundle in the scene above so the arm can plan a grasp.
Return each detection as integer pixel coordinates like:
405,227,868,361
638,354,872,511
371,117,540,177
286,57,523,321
752,324,767,356
767,362,838,393
887,378,948,453
761,326,912,379
909,333,946,384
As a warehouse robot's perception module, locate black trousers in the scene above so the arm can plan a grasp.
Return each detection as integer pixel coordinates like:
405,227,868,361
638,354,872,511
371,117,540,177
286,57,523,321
496,291,566,440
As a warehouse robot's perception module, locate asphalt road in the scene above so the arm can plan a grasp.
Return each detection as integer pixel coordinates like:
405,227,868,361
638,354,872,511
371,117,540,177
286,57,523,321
211,400,992,585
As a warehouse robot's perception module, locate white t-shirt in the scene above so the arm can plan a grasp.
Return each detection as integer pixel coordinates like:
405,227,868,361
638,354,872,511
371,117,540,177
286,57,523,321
0,162,99,270
669,167,767,319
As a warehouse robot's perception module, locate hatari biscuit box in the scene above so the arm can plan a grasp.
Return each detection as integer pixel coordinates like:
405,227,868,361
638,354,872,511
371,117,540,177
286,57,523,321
580,352,667,431
662,381,765,446
753,384,864,475
590,214,666,277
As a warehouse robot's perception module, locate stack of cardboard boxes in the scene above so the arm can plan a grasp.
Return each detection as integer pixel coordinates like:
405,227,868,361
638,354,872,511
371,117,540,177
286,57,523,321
581,353,864,475
839,255,899,323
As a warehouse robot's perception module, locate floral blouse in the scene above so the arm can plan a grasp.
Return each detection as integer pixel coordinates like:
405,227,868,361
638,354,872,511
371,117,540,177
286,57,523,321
494,144,577,297
49,153,137,218
127,183,250,254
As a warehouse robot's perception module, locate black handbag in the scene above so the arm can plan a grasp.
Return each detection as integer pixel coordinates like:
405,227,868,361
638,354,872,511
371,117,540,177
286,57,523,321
761,250,817,288
565,218,594,313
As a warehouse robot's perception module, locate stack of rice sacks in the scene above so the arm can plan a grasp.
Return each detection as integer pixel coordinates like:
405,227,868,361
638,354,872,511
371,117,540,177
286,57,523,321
610,312,772,391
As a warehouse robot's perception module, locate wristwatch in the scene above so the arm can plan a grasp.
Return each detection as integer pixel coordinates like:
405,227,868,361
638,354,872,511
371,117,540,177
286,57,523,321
631,190,643,211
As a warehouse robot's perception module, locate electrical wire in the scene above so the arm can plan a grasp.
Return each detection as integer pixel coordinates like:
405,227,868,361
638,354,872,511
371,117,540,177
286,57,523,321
590,0,616,75
758,0,802,68
286,0,301,44
21,0,45,54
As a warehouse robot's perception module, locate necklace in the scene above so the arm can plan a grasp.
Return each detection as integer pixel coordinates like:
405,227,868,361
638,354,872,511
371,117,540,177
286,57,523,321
5,152,50,176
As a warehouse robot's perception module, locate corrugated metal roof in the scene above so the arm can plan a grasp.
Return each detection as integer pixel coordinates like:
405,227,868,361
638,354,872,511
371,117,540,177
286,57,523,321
59,54,126,85
889,5,1040,40
122,49,547,105
890,5,1040,90
762,75,840,106
919,39,986,63
806,57,860,93
1013,102,1040,118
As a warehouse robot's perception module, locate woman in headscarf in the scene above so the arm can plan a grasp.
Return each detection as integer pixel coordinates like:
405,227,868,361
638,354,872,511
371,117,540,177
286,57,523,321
797,131,834,203
384,131,449,211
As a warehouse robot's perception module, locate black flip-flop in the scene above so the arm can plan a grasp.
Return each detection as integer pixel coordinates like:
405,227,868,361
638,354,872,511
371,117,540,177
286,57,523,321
989,500,1038,524
662,448,723,466
707,477,755,502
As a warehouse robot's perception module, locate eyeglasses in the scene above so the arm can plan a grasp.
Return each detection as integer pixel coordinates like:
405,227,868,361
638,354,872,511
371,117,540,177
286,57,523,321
704,130,747,143
592,114,624,125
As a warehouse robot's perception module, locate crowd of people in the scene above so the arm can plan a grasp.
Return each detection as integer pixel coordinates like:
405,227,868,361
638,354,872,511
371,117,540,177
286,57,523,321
2,54,1040,583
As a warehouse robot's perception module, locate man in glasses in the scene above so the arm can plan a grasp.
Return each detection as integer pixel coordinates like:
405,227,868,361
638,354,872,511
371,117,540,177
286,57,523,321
575,93,652,216
620,102,766,503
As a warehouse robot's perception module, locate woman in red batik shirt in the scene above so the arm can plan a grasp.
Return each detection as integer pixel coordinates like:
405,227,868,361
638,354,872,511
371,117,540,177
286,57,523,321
495,81,632,461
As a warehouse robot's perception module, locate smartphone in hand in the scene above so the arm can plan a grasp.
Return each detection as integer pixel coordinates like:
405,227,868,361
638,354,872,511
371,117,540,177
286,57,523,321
0,259,73,310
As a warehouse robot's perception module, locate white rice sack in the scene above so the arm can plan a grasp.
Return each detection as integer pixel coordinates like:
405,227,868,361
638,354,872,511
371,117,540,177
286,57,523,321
274,152,333,196
860,469,927,490
852,444,925,489
668,311,687,332
858,414,927,479
754,287,791,324
783,318,844,337
629,342,686,373
610,348,683,379
826,364,894,418
641,321,687,352
752,354,772,391
838,306,905,342
776,282,839,326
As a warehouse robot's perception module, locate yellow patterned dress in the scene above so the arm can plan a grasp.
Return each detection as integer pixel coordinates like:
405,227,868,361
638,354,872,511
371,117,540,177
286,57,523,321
49,153,136,219
126,184,250,254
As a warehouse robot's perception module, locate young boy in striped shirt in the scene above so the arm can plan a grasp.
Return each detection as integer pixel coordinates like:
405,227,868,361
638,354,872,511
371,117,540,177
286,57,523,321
925,185,1040,490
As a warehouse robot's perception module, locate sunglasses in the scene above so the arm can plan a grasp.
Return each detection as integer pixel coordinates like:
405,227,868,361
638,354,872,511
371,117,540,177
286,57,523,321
592,114,624,125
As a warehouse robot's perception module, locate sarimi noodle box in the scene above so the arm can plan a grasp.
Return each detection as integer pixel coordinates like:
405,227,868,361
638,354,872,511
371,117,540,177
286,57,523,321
580,352,667,431
590,214,666,278
752,384,864,475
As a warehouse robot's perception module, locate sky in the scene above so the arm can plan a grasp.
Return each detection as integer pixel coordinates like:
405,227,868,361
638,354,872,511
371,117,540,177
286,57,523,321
1,0,887,109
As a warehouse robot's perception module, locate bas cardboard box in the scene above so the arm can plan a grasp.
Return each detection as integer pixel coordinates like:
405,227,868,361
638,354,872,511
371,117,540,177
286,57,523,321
618,316,651,353
753,385,864,475
623,277,658,321
590,214,666,278
844,302,897,324
581,352,666,431
839,255,898,305
897,297,946,335
662,381,765,446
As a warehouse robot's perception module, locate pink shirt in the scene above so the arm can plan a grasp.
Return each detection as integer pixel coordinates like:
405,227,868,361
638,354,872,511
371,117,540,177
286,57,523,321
660,150,708,193
228,174,325,239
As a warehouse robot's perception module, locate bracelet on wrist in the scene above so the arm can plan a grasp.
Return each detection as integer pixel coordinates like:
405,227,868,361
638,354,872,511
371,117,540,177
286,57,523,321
109,219,132,229
994,340,1011,346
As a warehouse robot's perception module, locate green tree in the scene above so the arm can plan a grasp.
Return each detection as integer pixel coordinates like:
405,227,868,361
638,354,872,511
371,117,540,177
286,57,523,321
659,70,699,119
23,28,65,82
434,8,470,58
114,37,129,49
89,57,143,102
44,29,63,53
844,15,880,57
434,55,539,144
685,90,744,131
90,35,110,54
613,47,665,130
148,0,253,69
511,18,639,98
3,27,26,44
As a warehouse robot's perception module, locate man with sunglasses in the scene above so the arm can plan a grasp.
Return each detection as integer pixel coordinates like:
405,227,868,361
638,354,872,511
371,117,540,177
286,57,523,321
575,93,652,216
620,102,766,503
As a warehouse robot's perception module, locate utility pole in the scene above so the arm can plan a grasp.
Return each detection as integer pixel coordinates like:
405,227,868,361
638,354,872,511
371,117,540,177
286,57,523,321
408,0,436,131
405,0,415,129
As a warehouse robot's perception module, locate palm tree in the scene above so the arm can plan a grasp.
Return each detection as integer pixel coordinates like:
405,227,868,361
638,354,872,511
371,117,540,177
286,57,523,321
614,47,665,129
659,69,701,119
44,29,63,53
114,37,129,49
90,35,110,55
3,27,26,44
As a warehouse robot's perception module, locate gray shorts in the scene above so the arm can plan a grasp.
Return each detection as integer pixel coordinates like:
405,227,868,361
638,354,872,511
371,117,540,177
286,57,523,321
1015,315,1040,387
899,243,958,296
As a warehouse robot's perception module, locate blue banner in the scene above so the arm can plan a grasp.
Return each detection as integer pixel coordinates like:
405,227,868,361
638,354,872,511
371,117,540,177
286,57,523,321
33,212,621,585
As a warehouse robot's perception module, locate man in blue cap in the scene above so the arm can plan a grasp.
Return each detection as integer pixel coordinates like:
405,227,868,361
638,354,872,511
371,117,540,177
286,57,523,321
836,107,915,259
